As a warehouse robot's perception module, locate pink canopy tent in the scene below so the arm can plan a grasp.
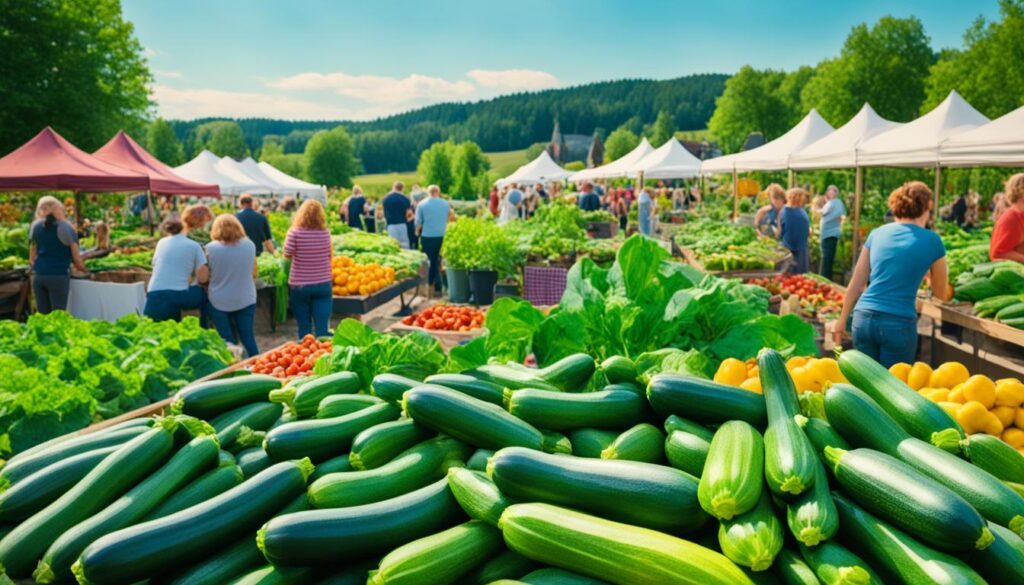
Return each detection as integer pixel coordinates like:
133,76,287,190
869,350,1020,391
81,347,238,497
0,127,149,192
93,131,219,197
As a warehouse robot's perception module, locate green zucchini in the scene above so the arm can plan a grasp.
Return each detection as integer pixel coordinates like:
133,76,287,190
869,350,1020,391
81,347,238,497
773,549,820,585
424,373,505,405
567,429,618,458
960,521,1024,584
229,565,318,585
499,502,754,584
599,423,664,463
460,549,537,584
466,449,494,471
506,388,645,431
369,520,504,585
371,373,422,404
823,447,993,551
312,562,377,584
822,384,910,451
600,355,638,385
0,418,181,578
316,394,384,418
832,492,986,585
1007,481,1024,499
786,459,837,547
535,353,596,391
309,438,469,508
3,417,151,469
174,374,282,420
210,402,283,450
309,453,354,482
270,371,361,418
263,402,402,461
519,567,611,584
489,447,707,533
464,364,561,392
219,449,237,466
760,349,816,496
663,415,714,440
74,459,313,585
36,435,220,582
143,464,244,521
259,477,464,567
794,414,850,460
665,429,711,477
699,420,765,521
961,433,1024,484
0,445,118,522
236,447,271,478
601,382,644,396
350,418,434,470
403,385,566,453
647,374,767,428
836,350,963,450
718,488,783,572
798,541,882,585
543,431,572,455
447,467,512,526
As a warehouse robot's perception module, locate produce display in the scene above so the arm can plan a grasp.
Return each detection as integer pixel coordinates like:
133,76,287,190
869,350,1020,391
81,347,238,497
941,224,992,283
331,256,396,297
248,335,332,379
82,249,153,271
331,231,425,280
400,304,486,332
955,261,1024,329
746,273,845,320
714,355,848,395
256,253,289,323
0,224,29,269
674,219,788,271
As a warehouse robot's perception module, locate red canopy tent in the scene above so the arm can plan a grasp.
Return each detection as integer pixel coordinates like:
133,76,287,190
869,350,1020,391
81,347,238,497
93,131,219,197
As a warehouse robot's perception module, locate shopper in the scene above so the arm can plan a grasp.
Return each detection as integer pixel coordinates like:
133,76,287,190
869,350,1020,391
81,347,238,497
28,196,88,313
834,181,950,367
578,181,601,212
409,184,427,251
779,188,811,274
818,185,845,280
284,200,334,338
345,185,369,230
182,204,213,233
144,215,208,321
499,184,522,225
637,187,655,236
205,214,259,357
754,184,786,238
416,184,456,296
382,181,412,249
611,192,629,232
235,193,275,256
990,173,1024,263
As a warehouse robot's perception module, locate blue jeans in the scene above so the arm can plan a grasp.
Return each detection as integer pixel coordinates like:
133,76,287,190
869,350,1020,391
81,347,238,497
851,309,918,368
144,286,204,322
290,281,332,339
210,303,258,357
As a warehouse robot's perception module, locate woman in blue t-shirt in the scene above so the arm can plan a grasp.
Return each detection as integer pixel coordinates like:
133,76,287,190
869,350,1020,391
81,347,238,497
833,182,951,367
28,196,89,313
779,188,811,274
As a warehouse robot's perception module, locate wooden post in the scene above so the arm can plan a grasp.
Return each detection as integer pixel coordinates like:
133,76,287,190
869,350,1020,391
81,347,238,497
788,169,795,189
146,190,156,236
732,168,739,221
74,192,83,231
852,166,863,268
933,166,942,231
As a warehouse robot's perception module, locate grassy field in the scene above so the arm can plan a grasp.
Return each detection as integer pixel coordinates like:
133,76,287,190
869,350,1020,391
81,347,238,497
485,149,528,176
351,148,528,197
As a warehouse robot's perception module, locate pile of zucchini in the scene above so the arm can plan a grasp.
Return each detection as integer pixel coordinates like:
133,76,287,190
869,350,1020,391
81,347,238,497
3,348,1024,584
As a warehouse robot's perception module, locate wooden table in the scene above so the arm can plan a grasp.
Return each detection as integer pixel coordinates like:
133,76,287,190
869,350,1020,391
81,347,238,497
331,276,421,318
918,297,1024,378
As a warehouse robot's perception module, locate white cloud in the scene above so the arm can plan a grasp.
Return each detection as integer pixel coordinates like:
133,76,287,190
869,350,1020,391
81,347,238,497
267,72,476,106
152,85,395,120
154,69,183,79
467,69,560,91
143,46,159,58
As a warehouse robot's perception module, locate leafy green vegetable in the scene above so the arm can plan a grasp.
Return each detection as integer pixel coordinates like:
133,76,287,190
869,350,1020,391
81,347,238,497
316,318,446,387
84,250,154,271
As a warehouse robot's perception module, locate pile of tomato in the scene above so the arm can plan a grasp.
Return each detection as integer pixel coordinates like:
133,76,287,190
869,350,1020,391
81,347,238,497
249,335,332,378
401,305,486,332
746,274,845,315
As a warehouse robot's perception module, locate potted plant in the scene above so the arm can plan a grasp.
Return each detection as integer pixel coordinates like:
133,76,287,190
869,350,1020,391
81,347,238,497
440,218,477,303
467,220,518,306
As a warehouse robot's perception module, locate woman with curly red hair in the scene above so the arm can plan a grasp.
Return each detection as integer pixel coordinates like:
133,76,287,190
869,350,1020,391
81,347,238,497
991,173,1024,263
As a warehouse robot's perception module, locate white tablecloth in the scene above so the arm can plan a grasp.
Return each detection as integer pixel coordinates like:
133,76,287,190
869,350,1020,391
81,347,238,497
67,279,146,322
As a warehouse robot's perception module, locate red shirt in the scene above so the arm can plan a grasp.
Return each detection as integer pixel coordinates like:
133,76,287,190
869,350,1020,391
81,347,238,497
489,191,500,216
990,207,1024,260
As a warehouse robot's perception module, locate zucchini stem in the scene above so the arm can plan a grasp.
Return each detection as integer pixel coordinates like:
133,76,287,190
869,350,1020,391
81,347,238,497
822,446,845,473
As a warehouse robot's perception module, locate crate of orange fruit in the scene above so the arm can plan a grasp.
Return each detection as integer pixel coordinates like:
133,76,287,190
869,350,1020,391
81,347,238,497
331,256,396,297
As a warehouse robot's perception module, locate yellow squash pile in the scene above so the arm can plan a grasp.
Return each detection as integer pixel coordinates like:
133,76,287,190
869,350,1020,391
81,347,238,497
331,256,396,297
714,356,847,394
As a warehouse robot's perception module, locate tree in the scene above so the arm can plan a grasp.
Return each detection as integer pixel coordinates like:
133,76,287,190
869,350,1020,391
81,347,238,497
778,66,816,127
923,0,1024,118
260,141,306,180
146,119,184,166
417,141,456,192
305,126,360,188
648,110,676,147
451,142,490,199
524,142,548,161
604,127,640,162
708,66,791,153
194,121,250,159
0,0,152,154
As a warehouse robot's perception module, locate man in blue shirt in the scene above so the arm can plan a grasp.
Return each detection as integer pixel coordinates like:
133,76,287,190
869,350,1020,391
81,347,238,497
415,185,456,295
235,194,275,256
819,185,846,280
578,181,601,212
382,181,412,249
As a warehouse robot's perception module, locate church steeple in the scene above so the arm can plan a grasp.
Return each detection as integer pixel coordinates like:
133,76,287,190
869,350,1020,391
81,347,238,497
587,130,604,168
547,119,565,163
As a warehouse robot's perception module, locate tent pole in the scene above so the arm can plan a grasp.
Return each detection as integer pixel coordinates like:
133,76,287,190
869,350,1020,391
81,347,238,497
75,192,83,231
788,169,795,189
636,171,644,198
933,166,942,231
852,166,863,269
147,190,155,236
732,168,739,221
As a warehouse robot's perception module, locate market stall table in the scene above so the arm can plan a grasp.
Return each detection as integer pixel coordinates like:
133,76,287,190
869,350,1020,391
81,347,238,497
918,297,1024,379
67,278,146,321
332,276,421,317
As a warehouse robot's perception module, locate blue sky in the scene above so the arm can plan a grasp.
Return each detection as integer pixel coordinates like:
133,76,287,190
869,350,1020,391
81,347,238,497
124,0,1001,121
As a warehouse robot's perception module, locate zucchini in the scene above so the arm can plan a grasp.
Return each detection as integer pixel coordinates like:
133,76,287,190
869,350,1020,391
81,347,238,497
519,568,610,584
316,394,384,418
499,502,754,584
349,418,434,470
3,417,151,469
36,435,220,582
798,541,882,585
263,402,402,461
773,549,820,585
718,488,783,572
794,415,850,460
647,374,767,428
403,385,566,453
270,371,361,418
74,459,313,585
309,438,469,508
506,388,645,431
786,459,837,547
663,415,714,441
460,549,537,584
760,349,816,496
447,467,512,526
174,374,282,419
371,373,422,404
237,447,271,478
699,421,765,520
535,353,596,391
312,562,377,585
601,381,644,396
567,429,617,458
219,449,237,466
466,449,494,471
833,492,986,585
961,521,1024,584
489,447,707,533
369,520,504,585
0,445,118,522
960,433,1024,484
600,355,638,385
823,446,993,551
229,565,317,584
464,364,561,392
996,301,1024,321
210,402,283,450
0,418,181,578
143,464,244,521
836,350,963,450
259,477,464,567
822,384,910,451
424,373,505,405
665,429,710,477
599,423,664,463
309,453,353,482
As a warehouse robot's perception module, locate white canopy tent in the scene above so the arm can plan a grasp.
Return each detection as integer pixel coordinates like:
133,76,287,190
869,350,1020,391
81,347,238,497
569,138,654,182
940,104,1024,167
258,161,328,202
628,138,702,179
174,150,265,195
789,104,902,170
497,150,572,186
701,109,835,174
220,156,291,197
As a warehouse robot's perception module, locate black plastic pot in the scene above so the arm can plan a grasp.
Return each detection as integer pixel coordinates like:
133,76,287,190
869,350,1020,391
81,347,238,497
468,269,498,306
446,268,470,303
494,282,520,299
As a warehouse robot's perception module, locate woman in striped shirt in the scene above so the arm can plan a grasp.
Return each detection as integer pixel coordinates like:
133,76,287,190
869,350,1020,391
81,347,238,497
284,200,333,338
